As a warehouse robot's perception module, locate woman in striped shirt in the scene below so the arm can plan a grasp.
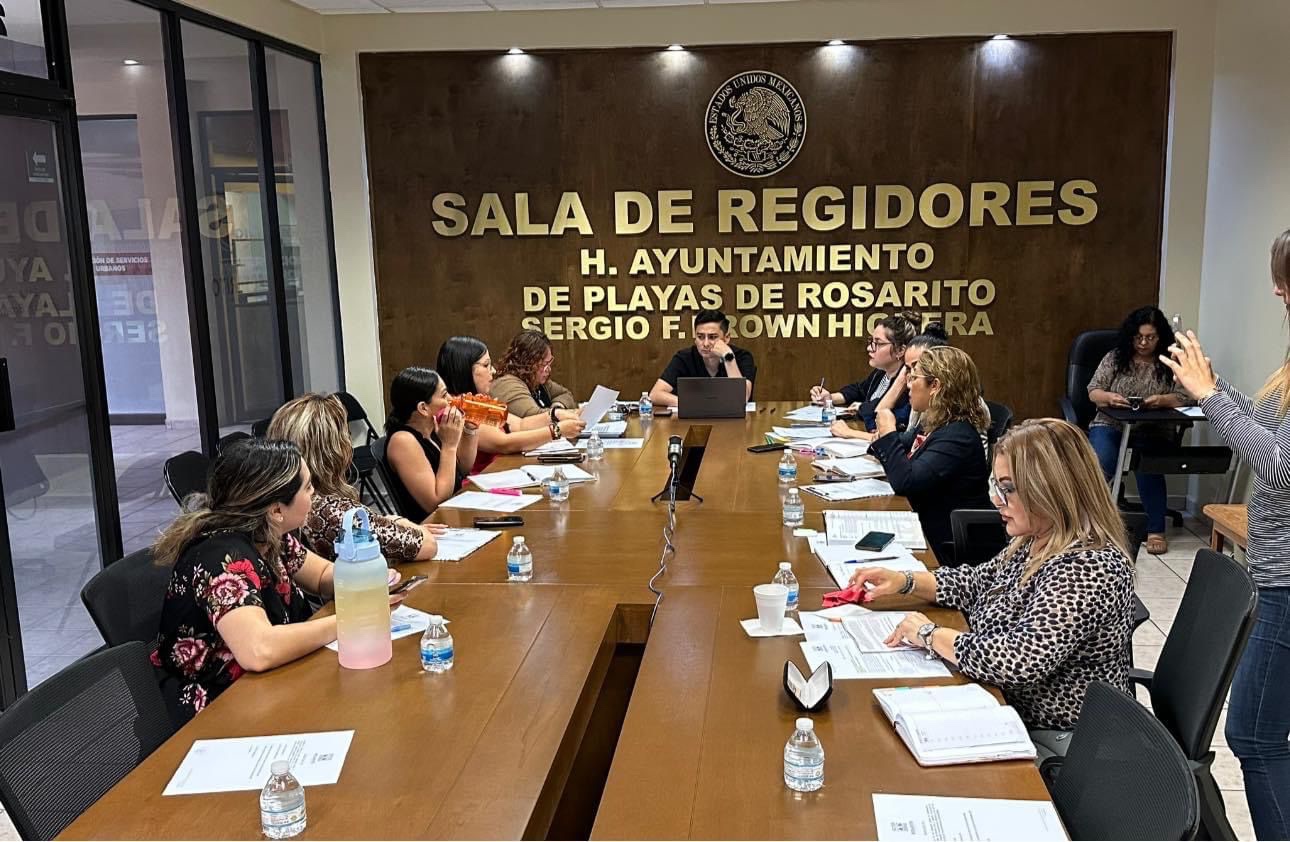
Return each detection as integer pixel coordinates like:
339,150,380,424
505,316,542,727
1162,230,1290,841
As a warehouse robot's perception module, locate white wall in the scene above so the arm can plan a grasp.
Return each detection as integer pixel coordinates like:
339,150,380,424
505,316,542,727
176,0,323,53
316,0,1220,418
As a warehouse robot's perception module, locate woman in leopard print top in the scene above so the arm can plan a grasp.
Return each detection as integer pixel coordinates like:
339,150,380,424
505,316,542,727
851,418,1135,731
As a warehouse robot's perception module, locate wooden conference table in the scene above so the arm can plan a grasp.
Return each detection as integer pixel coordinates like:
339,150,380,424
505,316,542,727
62,403,1050,841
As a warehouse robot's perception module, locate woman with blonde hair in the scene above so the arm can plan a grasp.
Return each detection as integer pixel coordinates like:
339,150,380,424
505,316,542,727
849,418,1135,747
1161,229,1290,840
866,346,992,558
267,393,441,563
151,439,404,723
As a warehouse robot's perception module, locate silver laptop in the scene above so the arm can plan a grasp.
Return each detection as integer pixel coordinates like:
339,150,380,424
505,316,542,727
677,377,746,419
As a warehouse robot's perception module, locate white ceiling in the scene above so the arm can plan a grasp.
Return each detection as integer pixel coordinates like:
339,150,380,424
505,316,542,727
287,0,796,14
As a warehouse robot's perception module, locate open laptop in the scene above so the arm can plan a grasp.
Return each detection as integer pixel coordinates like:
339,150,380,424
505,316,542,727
677,377,746,419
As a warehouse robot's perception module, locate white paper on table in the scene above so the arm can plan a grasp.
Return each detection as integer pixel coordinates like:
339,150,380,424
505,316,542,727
813,456,885,478
578,385,621,427
746,402,757,412
432,527,500,561
801,479,895,501
523,464,595,483
784,405,829,422
163,730,355,795
772,426,836,440
799,612,854,644
438,491,542,512
812,603,871,620
872,794,1067,841
800,641,950,679
739,617,805,638
825,559,927,588
579,437,644,450
792,527,819,537
580,420,627,438
326,606,434,651
808,536,926,568
841,613,909,652
819,440,871,458
523,439,579,457
1179,406,1207,418
467,468,539,491
824,510,927,550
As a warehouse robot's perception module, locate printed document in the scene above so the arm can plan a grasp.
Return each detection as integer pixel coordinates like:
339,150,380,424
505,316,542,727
164,731,355,795
438,491,542,512
872,794,1066,841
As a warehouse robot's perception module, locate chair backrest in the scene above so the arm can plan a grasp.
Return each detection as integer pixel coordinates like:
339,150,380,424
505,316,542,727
80,547,171,648
250,417,272,438
984,400,1014,444
0,642,175,839
1051,682,1199,841
1121,510,1149,564
216,430,251,455
949,509,1009,566
1150,549,1257,760
368,435,414,519
1064,329,1118,430
334,391,380,442
162,450,209,506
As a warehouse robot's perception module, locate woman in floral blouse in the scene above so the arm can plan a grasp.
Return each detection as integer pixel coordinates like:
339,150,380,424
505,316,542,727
267,393,442,563
151,438,402,723
849,419,1135,754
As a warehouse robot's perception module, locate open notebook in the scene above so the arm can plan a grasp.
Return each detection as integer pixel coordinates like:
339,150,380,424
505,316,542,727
467,464,595,491
873,685,1036,766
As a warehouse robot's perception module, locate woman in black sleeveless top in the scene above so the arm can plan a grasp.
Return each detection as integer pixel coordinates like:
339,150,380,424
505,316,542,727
383,366,478,521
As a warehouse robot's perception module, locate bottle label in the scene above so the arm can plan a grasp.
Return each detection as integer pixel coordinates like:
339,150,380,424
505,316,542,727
421,645,453,665
778,465,797,479
786,586,799,611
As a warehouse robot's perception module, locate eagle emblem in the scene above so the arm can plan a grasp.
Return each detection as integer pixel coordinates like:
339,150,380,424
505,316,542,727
705,71,806,178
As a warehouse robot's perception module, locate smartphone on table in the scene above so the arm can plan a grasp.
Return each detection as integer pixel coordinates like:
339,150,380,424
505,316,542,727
855,531,896,552
390,574,428,595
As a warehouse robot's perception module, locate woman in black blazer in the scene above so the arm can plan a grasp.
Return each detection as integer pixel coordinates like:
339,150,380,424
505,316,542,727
869,346,992,560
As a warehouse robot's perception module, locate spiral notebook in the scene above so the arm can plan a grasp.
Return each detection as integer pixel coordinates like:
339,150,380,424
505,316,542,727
873,685,1036,766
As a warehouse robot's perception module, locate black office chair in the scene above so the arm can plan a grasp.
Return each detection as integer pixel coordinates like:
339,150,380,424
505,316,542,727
368,436,415,520
948,509,1009,567
1059,329,1118,430
0,642,175,840
1130,549,1257,841
250,417,272,438
163,450,209,506
1046,682,1199,841
80,547,170,648
335,391,394,515
984,400,1014,445
216,430,251,455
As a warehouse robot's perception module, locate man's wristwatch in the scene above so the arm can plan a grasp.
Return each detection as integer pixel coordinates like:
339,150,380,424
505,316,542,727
917,622,939,652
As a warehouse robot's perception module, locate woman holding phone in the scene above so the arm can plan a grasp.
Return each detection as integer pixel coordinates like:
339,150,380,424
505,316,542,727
1160,230,1290,841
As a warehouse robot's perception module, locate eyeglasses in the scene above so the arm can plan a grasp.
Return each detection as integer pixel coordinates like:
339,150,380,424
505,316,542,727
988,475,1016,506
866,339,893,350
1133,334,1159,345
538,358,554,372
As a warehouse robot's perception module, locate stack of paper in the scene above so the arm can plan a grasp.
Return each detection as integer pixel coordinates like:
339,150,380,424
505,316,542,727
800,478,895,501
824,510,927,550
784,405,829,422
818,440,871,458
807,536,928,586
467,464,595,491
771,426,834,440
523,439,578,457
431,526,501,561
438,491,542,512
872,794,1065,841
796,606,949,679
872,685,1037,766
812,455,885,478
580,420,627,438
577,437,644,450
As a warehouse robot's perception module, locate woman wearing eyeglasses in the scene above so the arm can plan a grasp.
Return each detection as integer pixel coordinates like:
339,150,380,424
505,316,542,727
1086,306,1192,555
865,346,992,559
490,330,579,420
436,336,586,474
811,310,919,433
849,419,1135,749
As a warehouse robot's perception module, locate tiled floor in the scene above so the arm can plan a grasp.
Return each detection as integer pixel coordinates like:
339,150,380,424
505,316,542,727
0,518,1260,839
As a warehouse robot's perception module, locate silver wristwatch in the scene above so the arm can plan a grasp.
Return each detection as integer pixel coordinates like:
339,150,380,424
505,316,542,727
917,622,939,652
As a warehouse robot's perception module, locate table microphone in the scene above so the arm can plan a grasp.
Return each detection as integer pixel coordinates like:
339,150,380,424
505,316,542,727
668,435,682,468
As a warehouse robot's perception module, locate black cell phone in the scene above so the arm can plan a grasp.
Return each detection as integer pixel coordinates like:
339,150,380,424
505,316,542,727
390,574,428,595
652,406,674,417
855,530,896,552
747,443,787,453
473,515,524,528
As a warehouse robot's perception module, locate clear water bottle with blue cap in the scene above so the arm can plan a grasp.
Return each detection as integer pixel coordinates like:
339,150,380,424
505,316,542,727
778,449,798,484
639,391,653,419
821,395,836,424
333,508,392,670
420,615,454,673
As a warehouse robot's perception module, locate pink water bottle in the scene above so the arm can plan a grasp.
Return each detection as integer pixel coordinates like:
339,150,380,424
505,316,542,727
333,508,392,669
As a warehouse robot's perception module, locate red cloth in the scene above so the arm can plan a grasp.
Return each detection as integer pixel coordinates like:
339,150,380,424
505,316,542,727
821,585,869,608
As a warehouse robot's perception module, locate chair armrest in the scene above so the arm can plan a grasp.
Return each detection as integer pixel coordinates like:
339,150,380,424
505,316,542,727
1039,755,1065,789
1059,397,1078,427
1128,667,1154,689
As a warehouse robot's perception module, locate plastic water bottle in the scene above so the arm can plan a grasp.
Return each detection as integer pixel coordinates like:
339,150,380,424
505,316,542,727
822,395,836,424
773,562,799,613
782,487,804,527
546,465,570,502
778,449,797,484
507,536,533,582
639,391,653,419
332,508,392,669
586,431,605,461
260,760,306,839
784,717,824,792
420,614,454,673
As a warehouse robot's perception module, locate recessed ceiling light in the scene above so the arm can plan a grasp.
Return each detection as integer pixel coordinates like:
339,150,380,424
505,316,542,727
826,39,845,46
991,34,1010,40
123,59,140,65
507,47,524,55
666,44,685,52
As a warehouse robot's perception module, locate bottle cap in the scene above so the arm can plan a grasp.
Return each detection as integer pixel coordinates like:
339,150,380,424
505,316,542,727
779,562,791,570
427,614,443,625
796,717,813,731
513,536,525,544
271,760,290,776
334,507,382,562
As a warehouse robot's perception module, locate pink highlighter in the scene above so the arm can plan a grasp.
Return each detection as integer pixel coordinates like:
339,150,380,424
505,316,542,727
488,488,522,496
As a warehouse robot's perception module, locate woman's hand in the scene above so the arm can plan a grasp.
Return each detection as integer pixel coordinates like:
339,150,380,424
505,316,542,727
555,408,580,422
1161,330,1218,400
830,419,874,441
846,567,903,599
809,385,830,404
1141,394,1168,410
557,417,587,439
387,570,405,607
1097,391,1131,409
874,408,898,437
438,407,465,448
885,611,933,649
